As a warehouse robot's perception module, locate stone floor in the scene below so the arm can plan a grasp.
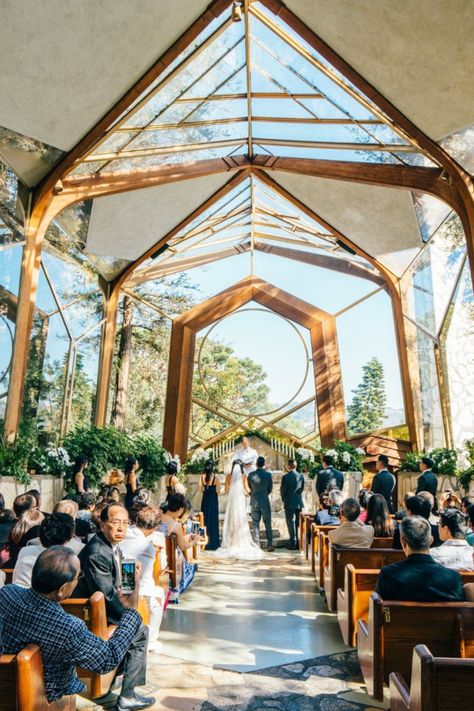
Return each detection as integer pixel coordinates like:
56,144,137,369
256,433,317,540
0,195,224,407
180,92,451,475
80,551,389,710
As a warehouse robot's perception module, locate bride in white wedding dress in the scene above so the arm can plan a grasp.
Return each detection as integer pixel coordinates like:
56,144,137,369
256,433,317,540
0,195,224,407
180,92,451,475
215,459,264,560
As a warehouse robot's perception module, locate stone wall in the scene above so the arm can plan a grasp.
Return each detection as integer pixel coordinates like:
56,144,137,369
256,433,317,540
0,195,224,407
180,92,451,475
0,475,64,512
396,472,463,508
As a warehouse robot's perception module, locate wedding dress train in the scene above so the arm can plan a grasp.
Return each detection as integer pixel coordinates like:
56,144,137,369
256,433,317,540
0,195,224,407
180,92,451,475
215,462,264,560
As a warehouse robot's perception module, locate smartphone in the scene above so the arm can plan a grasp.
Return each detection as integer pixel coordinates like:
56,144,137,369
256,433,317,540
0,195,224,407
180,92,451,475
199,527,206,538
186,520,193,535
121,559,136,594
191,521,200,535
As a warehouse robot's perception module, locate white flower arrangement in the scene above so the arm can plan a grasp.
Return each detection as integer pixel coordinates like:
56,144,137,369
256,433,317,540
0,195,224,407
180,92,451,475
325,448,338,459
355,447,365,456
190,447,209,463
342,451,351,464
296,447,314,461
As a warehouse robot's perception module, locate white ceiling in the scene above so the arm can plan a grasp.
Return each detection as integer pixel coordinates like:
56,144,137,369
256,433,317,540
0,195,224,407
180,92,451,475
0,0,211,151
272,170,423,276
86,173,233,260
286,0,474,140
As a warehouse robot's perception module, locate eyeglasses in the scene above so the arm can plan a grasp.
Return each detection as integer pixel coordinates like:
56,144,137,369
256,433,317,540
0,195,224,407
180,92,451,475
109,520,130,527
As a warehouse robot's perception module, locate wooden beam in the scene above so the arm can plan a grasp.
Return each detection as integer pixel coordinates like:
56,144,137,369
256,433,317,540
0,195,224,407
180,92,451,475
34,0,233,196
253,241,386,287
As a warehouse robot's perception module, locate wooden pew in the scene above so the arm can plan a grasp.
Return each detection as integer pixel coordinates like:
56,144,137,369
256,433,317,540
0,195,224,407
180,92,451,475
166,532,178,590
2,568,13,584
358,593,474,700
338,568,474,647
299,513,315,558
61,592,117,699
324,543,404,612
310,524,337,575
389,644,474,711
0,644,75,711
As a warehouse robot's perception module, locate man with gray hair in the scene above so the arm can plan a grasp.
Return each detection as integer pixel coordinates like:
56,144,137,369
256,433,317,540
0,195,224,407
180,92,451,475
375,515,464,601
328,498,375,548
0,547,154,708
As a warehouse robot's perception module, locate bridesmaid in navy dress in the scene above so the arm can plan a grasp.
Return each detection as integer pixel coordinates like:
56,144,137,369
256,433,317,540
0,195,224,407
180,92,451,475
124,456,140,510
199,459,220,550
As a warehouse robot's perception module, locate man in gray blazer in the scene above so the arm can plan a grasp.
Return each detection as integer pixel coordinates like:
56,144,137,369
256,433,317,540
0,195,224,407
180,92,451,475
248,456,274,551
280,458,305,550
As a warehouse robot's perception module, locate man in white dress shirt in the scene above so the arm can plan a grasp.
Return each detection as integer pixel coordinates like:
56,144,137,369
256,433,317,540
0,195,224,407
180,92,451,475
233,436,258,475
120,507,166,653
13,512,83,587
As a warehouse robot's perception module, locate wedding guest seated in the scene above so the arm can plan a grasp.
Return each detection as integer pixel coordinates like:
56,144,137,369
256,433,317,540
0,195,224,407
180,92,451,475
430,508,474,570
133,488,151,505
12,512,82,587
26,489,50,518
466,504,474,546
375,516,464,601
75,492,97,540
50,499,84,554
438,490,462,511
392,495,441,549
366,493,394,537
417,490,439,524
315,489,344,525
121,506,166,653
129,500,149,524
394,491,415,522
461,496,473,514
99,485,122,504
76,503,153,709
0,493,15,546
358,489,372,523
13,492,36,518
1,507,44,568
158,493,199,603
328,498,375,548
0,547,151,708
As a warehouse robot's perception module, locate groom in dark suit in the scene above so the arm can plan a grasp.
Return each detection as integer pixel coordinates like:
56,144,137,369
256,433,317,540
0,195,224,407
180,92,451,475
248,456,274,551
280,458,305,550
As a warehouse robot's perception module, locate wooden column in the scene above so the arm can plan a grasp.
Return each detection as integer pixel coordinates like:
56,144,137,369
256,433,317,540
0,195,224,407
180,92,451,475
162,321,196,461
94,286,120,427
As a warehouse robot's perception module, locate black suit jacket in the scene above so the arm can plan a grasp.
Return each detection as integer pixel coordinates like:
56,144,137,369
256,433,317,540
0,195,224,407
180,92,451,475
391,521,442,549
315,466,344,496
375,553,464,602
248,468,273,504
371,469,396,512
416,470,438,498
280,470,304,511
76,531,125,624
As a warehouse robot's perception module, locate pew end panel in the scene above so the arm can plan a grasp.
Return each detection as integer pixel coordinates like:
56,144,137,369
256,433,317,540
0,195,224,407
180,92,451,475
0,644,76,711
358,593,474,702
337,565,379,646
389,644,474,711
60,592,116,699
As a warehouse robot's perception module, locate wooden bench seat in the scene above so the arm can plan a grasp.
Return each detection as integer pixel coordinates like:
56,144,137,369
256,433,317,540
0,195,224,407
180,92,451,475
338,567,474,647
2,568,13,584
389,644,474,711
358,593,474,700
0,643,75,711
61,591,117,699
324,543,404,612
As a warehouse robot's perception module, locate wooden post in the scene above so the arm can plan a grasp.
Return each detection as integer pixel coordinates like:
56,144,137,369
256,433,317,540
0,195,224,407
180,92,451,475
94,286,120,427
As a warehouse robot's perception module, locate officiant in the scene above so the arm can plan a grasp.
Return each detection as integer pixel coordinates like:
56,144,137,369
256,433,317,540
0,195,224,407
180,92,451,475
232,436,258,475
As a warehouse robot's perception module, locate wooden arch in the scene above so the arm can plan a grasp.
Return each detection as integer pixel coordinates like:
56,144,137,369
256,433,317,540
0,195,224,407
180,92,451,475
162,275,345,461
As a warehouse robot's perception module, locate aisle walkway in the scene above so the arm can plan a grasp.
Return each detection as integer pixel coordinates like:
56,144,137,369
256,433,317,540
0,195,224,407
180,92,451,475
88,551,388,711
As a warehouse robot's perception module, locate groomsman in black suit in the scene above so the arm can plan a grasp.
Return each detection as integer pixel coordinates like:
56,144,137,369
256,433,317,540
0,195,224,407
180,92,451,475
416,456,438,501
280,458,305,550
315,454,344,498
371,454,396,513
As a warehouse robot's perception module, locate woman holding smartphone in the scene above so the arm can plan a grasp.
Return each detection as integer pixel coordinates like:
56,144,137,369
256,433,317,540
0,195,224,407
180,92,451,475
199,459,220,550
158,493,198,603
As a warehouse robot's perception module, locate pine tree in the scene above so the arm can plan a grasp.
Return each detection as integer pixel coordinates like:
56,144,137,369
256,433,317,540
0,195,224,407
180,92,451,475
347,357,387,434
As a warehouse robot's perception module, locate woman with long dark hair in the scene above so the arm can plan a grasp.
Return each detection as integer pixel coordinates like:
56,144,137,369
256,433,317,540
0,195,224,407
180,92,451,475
73,456,89,496
158,493,198,603
164,460,180,504
124,456,139,510
199,459,220,550
366,493,393,537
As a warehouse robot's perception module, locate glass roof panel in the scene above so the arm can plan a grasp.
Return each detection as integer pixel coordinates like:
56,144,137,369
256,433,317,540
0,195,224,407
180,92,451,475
439,124,474,174
70,1,433,178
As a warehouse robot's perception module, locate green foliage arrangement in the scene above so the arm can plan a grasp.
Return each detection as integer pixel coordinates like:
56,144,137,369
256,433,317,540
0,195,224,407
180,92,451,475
0,435,32,485
458,439,474,491
399,448,458,476
63,426,167,489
